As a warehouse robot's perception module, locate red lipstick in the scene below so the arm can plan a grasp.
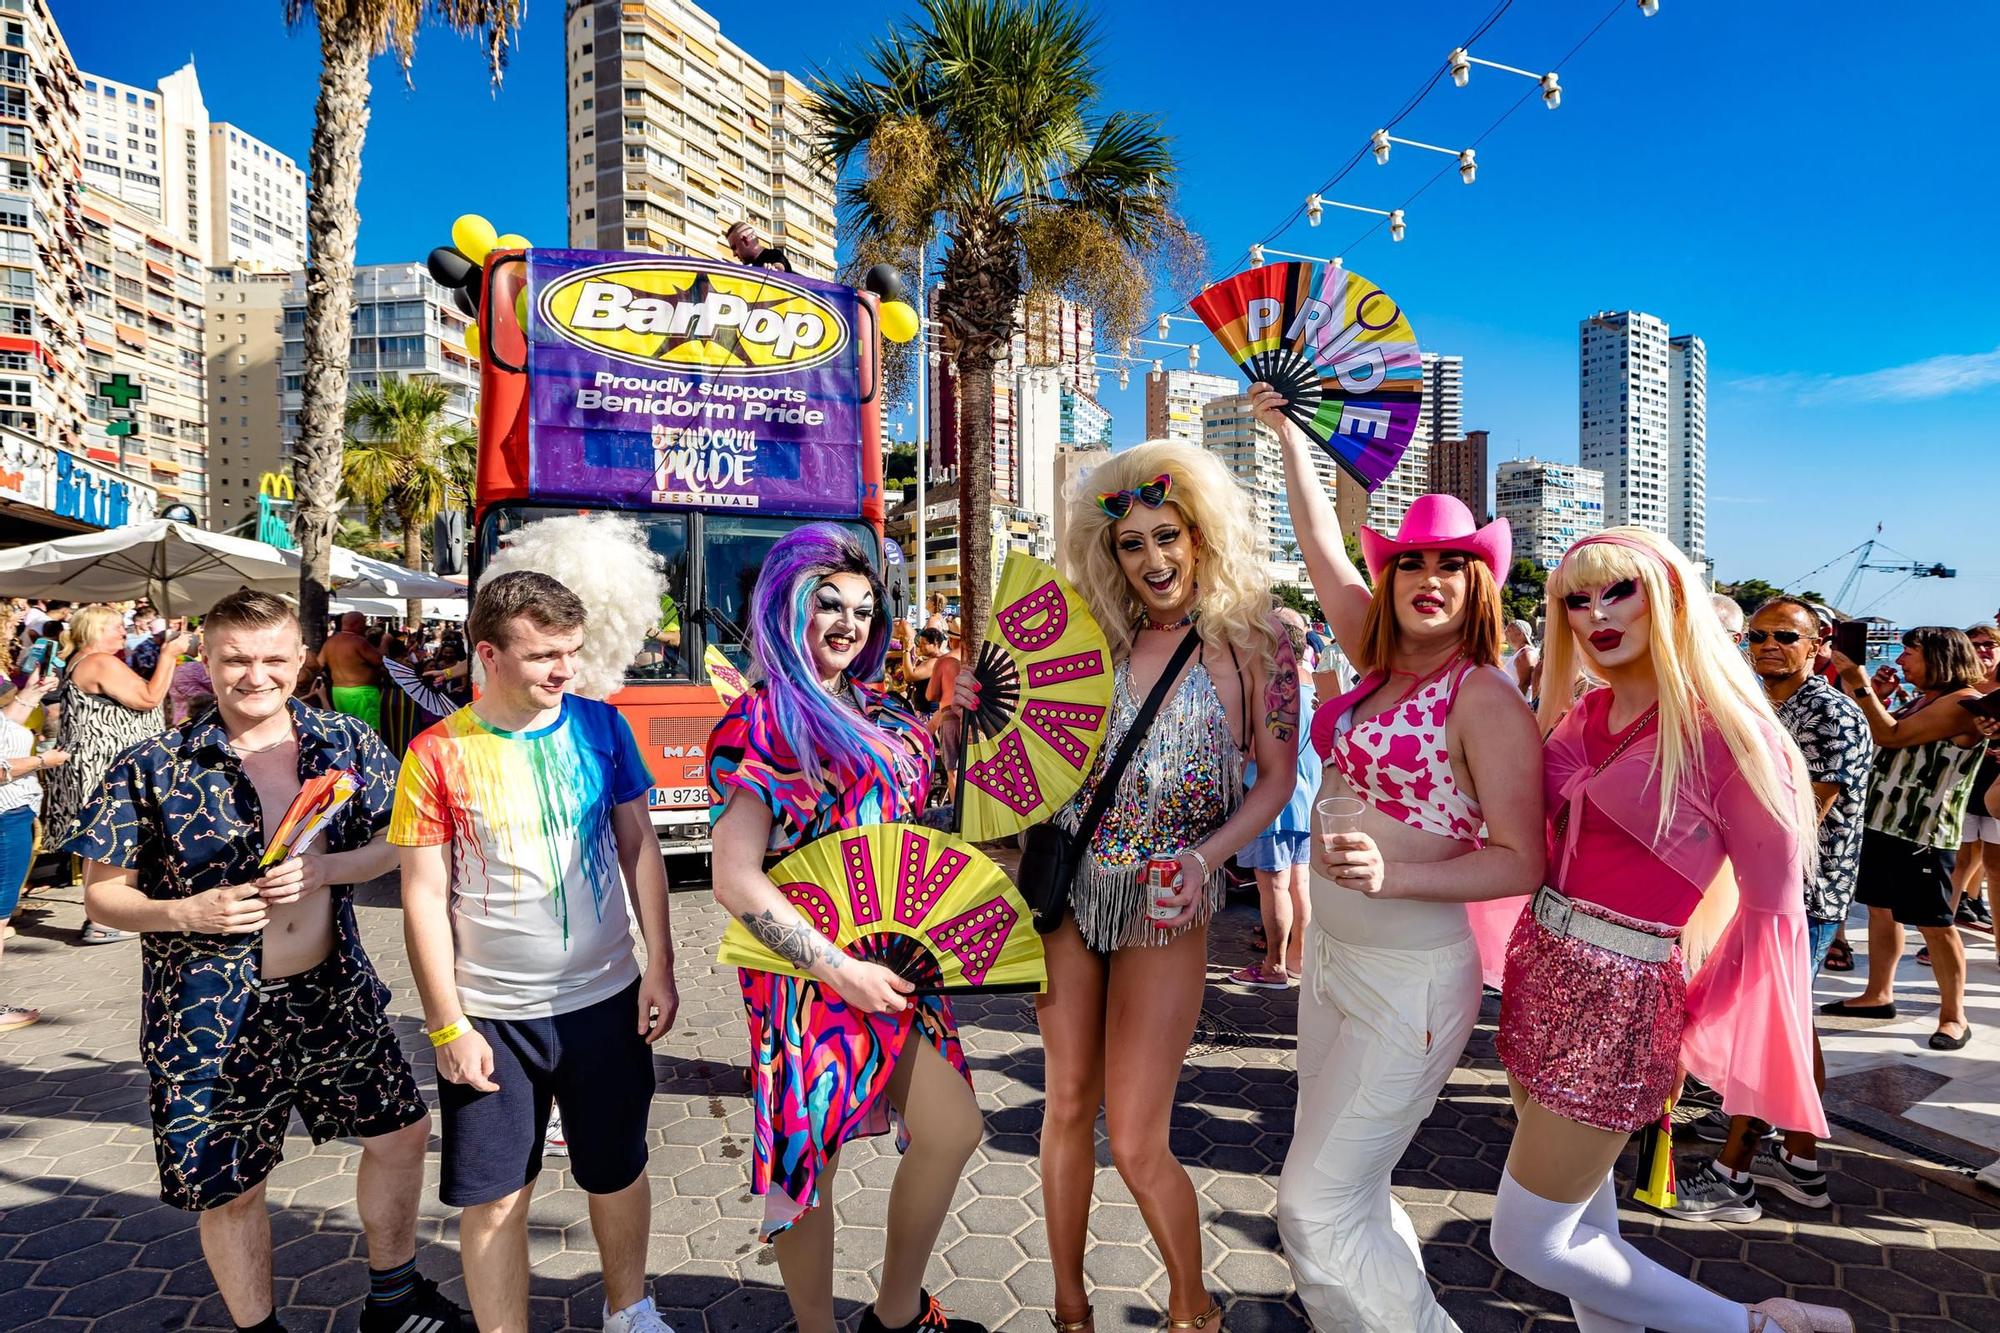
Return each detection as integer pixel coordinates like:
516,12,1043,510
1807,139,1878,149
1589,629,1624,652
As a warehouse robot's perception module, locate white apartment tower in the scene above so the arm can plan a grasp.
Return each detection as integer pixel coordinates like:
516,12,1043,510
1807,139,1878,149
1496,458,1605,570
1579,310,1672,536
1367,351,1463,531
1669,333,1707,564
564,0,838,278
1145,368,1236,446
206,124,307,271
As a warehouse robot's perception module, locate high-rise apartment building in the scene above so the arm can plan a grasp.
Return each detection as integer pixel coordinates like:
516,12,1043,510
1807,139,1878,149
1431,429,1489,520
279,263,478,467
79,193,208,518
1579,310,1671,536
205,265,289,531
928,293,1098,510
3,0,89,464
1668,333,1706,564
78,61,305,272
206,124,307,271
1059,384,1111,449
564,0,837,278
1145,368,1236,445
1496,458,1604,569
1367,352,1462,531
78,63,205,250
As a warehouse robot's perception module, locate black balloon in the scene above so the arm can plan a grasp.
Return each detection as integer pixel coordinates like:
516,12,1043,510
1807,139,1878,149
862,264,904,301
427,245,474,288
452,281,480,318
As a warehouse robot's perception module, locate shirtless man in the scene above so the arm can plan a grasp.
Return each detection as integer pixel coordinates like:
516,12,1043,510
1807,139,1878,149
322,611,387,731
78,590,465,1333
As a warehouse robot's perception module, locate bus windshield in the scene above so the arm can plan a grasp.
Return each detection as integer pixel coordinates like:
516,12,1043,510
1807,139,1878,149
702,514,874,670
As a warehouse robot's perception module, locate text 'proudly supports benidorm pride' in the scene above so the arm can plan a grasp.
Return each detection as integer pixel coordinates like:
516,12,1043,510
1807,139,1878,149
525,252,865,517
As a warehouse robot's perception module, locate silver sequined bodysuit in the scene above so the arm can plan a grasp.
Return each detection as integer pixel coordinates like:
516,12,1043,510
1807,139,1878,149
1058,656,1245,951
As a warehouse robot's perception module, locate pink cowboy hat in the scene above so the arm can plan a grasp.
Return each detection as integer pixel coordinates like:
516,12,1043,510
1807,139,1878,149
1358,494,1513,583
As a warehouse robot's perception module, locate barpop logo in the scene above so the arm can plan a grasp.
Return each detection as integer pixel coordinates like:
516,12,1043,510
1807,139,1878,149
539,260,849,375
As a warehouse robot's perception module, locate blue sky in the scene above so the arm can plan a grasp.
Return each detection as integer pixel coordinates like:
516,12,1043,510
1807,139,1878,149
64,1,1998,626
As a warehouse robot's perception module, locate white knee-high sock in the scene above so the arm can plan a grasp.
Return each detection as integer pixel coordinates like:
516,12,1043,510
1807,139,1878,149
1490,1168,1747,1333
1567,1174,1643,1333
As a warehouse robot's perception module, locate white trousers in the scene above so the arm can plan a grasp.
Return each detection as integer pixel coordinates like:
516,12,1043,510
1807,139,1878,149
1276,926,1484,1333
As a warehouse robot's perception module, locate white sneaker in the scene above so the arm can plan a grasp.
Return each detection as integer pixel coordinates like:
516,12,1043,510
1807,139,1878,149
603,1297,675,1333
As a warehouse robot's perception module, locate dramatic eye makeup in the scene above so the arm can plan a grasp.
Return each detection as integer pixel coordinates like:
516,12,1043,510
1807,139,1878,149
1563,579,1638,611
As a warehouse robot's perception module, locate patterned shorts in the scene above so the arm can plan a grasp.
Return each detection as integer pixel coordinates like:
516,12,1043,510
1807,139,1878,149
150,951,426,1211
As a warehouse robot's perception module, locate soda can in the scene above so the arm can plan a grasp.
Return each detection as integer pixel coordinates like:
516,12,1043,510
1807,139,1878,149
1143,856,1183,922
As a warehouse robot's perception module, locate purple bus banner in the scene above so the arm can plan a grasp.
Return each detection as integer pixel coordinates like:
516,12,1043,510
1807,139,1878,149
525,251,865,516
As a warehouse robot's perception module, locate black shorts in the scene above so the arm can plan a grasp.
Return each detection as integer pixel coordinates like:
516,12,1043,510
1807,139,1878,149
437,978,655,1207
1855,828,1959,927
151,951,427,1211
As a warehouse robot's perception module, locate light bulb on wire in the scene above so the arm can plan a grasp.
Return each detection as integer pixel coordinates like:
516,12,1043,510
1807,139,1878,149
1249,244,1265,266
1540,72,1562,109
1389,210,1406,242
1458,148,1477,184
1305,193,1323,226
1448,48,1470,87
1638,0,1659,14
1157,313,1170,339
1186,344,1199,370
1118,367,1129,391
1371,129,1391,165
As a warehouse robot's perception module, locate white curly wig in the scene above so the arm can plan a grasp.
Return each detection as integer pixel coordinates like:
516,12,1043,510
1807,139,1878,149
479,512,666,699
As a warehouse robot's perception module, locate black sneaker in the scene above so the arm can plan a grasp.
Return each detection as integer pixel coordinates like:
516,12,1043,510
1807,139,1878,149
1958,896,1993,931
1761,1142,1831,1209
856,1290,988,1333
1661,1159,1762,1223
1688,1108,1776,1145
358,1274,471,1333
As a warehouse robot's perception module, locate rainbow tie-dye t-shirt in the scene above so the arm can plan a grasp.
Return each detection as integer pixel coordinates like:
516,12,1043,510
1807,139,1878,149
390,695,652,1020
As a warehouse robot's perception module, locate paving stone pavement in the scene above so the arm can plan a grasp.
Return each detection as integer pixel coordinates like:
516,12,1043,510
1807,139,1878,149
3,874,1998,1332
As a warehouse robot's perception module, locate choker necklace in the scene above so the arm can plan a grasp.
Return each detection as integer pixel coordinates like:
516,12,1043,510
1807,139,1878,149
1142,609,1196,632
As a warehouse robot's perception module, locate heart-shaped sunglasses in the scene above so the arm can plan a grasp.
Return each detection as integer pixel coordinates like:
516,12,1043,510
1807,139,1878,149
1096,473,1173,520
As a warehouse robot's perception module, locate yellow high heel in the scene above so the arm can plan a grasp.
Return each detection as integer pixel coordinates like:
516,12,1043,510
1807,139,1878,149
1048,1312,1093,1332
1166,1304,1222,1329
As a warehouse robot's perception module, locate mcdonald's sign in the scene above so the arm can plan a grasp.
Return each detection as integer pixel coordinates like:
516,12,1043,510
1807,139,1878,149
258,472,296,501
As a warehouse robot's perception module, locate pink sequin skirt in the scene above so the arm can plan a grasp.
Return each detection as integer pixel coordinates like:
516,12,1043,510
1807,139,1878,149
1496,895,1686,1134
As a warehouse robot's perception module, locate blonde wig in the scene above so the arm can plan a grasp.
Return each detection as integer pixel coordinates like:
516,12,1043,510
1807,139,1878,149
1061,439,1278,669
1539,527,1814,848
481,512,667,700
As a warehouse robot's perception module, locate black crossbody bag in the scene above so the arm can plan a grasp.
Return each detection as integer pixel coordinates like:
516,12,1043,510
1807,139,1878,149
1017,626,1201,934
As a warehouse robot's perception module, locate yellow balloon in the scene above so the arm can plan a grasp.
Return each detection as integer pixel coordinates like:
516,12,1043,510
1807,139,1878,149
494,233,531,251
463,324,481,360
451,213,497,264
879,299,920,345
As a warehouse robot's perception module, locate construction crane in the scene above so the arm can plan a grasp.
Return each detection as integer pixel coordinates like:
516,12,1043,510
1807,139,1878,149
1789,537,1955,615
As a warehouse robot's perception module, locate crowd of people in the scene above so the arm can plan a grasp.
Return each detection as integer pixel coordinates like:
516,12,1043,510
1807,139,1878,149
2,388,1995,1333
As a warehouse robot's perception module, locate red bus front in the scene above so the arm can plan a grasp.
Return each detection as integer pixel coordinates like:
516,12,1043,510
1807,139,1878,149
472,250,887,855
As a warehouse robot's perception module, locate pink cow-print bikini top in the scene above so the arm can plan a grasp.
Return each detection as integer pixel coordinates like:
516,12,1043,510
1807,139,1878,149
1311,658,1484,843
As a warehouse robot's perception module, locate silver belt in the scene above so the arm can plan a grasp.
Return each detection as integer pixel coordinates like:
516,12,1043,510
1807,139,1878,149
1532,886,1675,964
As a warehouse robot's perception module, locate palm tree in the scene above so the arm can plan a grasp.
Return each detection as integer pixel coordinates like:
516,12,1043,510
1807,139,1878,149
283,0,524,647
812,0,1199,650
342,376,473,573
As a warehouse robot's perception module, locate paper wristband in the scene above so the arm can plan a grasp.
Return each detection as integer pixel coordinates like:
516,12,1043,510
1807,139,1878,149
427,1019,470,1048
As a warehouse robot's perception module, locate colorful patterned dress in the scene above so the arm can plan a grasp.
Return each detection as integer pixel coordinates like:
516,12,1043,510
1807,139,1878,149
706,680,971,1239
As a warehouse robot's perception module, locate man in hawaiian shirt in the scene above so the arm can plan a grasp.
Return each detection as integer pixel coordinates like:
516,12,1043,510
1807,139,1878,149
1667,595,1875,1225
77,590,466,1333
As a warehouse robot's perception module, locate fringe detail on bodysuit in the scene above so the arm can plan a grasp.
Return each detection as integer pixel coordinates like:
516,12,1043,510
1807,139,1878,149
1062,658,1244,952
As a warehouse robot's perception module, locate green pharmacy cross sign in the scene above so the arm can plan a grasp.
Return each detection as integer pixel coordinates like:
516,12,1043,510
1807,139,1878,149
95,373,144,410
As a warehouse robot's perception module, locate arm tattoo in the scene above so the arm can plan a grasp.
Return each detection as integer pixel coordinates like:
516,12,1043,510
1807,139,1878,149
739,908,844,970
1264,626,1302,744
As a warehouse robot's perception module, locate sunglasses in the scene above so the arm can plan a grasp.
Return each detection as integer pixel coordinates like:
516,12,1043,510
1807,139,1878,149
1745,629,1815,646
1096,473,1173,520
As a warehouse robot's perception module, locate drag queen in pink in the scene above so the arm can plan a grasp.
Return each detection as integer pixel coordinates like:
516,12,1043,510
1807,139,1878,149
1490,528,1851,1333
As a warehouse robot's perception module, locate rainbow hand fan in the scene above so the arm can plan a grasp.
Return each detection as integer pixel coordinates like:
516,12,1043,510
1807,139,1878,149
259,770,361,867
1190,260,1422,490
956,552,1114,843
715,822,1046,994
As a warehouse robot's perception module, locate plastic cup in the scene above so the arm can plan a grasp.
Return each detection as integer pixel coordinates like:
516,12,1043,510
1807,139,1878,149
1316,796,1365,863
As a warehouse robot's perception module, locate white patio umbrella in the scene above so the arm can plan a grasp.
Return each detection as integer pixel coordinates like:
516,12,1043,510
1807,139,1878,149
331,595,465,622
0,520,299,615
329,549,467,600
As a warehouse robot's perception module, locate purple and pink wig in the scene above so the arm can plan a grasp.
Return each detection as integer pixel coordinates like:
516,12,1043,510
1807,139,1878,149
749,523,900,791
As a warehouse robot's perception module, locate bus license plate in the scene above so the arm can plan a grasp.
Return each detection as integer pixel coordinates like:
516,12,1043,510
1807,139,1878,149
649,786,706,809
